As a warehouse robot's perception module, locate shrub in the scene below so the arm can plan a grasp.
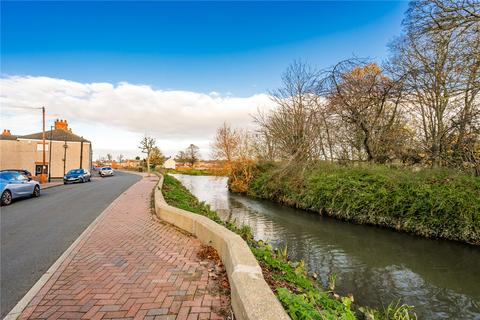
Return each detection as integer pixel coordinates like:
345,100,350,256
245,162,480,244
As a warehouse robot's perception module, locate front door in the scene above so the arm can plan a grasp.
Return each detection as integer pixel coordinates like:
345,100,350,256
35,164,48,175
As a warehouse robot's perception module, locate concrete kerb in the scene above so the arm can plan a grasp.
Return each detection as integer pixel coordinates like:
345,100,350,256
40,182,63,190
154,173,291,320
3,172,148,320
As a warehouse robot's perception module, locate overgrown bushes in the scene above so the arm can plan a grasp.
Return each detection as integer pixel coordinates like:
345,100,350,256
244,162,480,245
161,173,417,320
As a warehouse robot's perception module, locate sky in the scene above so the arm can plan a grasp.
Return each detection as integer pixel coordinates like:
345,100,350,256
1,1,409,159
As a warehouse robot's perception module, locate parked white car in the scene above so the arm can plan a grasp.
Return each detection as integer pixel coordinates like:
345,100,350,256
99,167,114,177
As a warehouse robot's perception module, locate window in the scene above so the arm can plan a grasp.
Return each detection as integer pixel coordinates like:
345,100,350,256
36,143,49,151
15,173,28,181
0,172,14,180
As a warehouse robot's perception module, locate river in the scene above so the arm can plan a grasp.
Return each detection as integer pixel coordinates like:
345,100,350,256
172,174,480,319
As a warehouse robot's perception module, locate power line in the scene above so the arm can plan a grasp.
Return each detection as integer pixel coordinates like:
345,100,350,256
3,106,43,110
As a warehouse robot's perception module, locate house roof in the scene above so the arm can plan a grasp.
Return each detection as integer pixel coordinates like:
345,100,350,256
19,129,90,143
0,134,19,141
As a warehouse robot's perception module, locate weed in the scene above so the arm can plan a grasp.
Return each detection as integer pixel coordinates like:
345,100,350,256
328,274,336,292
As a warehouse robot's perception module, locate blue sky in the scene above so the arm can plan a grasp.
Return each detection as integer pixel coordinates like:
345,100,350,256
1,1,409,158
2,1,408,96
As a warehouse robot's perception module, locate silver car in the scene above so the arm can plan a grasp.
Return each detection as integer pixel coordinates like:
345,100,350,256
99,167,114,177
0,171,40,206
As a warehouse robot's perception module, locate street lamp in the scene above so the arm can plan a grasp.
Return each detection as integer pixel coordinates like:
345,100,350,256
41,107,46,183
63,142,68,176
48,125,53,182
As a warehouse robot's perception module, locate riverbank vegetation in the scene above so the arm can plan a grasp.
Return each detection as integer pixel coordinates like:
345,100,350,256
246,162,480,244
161,173,417,320
165,168,215,176
208,0,479,244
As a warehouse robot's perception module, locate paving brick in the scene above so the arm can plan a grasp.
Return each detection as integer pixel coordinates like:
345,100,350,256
17,175,230,320
100,304,121,312
103,310,127,318
146,308,168,316
191,307,211,314
81,305,102,319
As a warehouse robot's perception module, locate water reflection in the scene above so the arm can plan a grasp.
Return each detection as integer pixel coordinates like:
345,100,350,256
172,174,480,320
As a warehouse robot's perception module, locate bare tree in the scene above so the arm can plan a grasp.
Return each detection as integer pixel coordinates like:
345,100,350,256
106,153,113,162
390,0,479,168
213,1,479,174
185,144,200,167
117,154,124,163
255,61,326,164
251,129,279,161
174,151,188,165
139,136,156,175
227,129,257,193
211,122,239,161
176,144,201,167
321,61,407,163
405,0,480,34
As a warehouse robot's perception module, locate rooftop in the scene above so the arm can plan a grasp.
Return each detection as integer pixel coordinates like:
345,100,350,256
1,119,90,143
20,129,90,143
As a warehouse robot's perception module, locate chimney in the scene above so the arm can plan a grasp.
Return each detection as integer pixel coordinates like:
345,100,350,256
2,129,11,136
54,119,69,131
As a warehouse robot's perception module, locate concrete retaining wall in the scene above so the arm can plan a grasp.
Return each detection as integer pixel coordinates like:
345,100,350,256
154,174,290,320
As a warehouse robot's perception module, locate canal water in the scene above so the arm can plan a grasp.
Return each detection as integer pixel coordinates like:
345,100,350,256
172,174,480,320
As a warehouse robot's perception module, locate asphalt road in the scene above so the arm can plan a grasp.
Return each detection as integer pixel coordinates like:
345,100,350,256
0,171,142,317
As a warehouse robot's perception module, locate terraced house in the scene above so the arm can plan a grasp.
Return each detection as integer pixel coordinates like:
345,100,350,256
0,119,92,181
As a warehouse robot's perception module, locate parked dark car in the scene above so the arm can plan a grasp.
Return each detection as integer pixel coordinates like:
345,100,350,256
63,169,91,184
1,169,33,179
0,171,40,206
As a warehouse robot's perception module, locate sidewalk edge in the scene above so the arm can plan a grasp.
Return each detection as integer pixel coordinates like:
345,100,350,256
41,183,63,190
3,174,146,320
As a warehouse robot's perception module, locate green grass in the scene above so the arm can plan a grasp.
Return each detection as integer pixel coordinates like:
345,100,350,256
161,174,222,223
246,162,480,245
166,168,214,176
161,173,417,320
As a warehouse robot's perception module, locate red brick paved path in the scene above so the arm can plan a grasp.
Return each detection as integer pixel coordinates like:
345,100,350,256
18,175,230,320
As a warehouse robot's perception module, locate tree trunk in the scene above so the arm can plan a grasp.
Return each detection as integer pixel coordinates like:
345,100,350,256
147,152,151,176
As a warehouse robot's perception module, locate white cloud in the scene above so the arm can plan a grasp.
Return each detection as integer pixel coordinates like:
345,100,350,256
0,75,275,158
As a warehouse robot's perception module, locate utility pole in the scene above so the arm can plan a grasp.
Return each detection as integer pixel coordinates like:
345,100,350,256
63,141,68,176
80,140,84,169
48,125,53,182
7,105,49,182
42,106,46,184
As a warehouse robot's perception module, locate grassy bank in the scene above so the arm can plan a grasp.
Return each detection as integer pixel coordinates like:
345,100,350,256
165,168,214,176
161,174,417,320
243,162,480,245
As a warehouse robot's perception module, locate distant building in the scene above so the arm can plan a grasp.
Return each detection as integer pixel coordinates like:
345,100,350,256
0,119,92,181
117,159,141,169
194,160,223,171
163,157,176,169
